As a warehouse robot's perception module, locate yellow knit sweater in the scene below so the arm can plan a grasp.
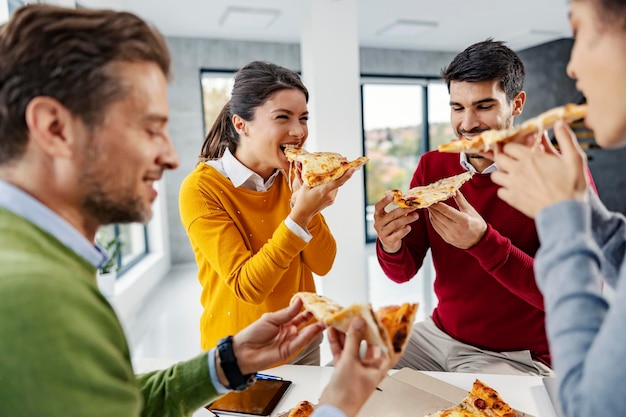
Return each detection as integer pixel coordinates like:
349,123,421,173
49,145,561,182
179,164,336,351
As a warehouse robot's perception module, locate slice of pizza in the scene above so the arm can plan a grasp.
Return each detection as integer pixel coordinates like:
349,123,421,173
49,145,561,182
387,171,474,210
375,302,418,354
287,400,315,417
290,292,344,323
291,292,418,356
325,303,394,354
438,103,588,154
423,379,516,417
283,147,369,187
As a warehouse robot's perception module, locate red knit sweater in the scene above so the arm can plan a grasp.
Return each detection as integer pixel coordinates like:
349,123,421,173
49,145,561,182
377,151,550,366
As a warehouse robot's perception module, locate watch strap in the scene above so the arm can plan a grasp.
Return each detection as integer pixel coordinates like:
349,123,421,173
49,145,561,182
217,336,256,391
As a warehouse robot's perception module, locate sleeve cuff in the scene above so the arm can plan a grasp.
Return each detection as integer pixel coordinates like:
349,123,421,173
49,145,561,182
312,404,347,417
285,216,312,243
207,348,230,395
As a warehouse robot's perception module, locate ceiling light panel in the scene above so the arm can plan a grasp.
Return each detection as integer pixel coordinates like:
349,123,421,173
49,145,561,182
377,19,438,38
219,6,281,29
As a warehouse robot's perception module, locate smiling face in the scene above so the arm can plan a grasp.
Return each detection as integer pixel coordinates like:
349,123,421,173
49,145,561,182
233,88,309,179
77,61,179,225
567,0,626,148
449,79,525,169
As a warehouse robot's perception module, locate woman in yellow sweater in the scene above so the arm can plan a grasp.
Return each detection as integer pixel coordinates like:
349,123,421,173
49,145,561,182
179,61,355,365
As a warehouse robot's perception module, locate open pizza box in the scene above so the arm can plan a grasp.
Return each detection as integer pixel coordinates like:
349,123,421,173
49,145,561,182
356,368,534,417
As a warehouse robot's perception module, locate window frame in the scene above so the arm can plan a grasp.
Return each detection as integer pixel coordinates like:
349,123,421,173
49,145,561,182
360,74,447,243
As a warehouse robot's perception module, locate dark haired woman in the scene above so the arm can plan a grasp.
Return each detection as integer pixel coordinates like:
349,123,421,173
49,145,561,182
179,61,355,365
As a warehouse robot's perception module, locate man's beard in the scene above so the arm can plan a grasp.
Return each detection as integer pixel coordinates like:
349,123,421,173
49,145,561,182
78,161,151,225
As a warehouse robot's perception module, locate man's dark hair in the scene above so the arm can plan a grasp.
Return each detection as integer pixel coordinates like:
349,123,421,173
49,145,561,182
0,4,171,164
441,39,525,102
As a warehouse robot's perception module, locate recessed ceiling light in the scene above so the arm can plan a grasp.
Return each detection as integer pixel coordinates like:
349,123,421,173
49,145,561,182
377,19,438,38
506,29,564,48
219,7,280,30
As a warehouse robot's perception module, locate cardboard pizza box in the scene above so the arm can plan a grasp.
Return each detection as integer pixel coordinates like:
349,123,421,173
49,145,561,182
356,373,458,417
386,368,536,417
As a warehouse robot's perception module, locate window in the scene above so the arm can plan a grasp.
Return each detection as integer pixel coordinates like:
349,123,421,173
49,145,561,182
97,223,148,275
200,71,235,135
362,77,451,242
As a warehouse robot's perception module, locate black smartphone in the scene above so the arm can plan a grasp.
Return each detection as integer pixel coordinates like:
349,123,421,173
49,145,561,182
206,379,293,416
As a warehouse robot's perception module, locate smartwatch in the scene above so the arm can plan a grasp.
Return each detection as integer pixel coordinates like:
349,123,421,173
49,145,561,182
217,336,256,391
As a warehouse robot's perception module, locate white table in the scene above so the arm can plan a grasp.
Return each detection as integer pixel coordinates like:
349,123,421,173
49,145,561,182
133,359,558,417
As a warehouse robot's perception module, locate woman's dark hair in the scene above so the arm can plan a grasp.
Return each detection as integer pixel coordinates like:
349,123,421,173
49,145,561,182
0,4,171,165
441,39,525,102
199,61,308,162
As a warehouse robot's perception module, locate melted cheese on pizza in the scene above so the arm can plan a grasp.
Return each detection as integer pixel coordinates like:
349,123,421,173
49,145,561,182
283,147,368,187
423,379,516,417
375,303,418,354
388,171,474,209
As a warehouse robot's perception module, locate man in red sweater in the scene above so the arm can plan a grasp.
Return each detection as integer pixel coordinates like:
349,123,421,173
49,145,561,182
373,39,553,375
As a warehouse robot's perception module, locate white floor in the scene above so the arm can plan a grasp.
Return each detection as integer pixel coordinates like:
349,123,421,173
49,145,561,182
127,246,436,366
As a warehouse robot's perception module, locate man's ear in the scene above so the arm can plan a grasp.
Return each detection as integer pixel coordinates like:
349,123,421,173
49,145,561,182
512,91,526,116
24,96,76,158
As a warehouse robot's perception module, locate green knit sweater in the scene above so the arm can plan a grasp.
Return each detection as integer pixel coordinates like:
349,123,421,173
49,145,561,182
0,207,219,416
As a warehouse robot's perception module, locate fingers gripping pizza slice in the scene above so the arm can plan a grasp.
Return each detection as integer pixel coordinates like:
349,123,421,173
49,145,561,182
283,147,369,187
291,292,418,355
424,379,516,417
387,171,474,210
438,103,588,154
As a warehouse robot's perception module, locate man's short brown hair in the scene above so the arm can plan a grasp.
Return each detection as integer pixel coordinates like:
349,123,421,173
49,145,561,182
0,4,171,164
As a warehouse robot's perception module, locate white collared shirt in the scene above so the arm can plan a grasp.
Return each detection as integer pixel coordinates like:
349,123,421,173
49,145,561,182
459,152,498,174
0,180,107,269
206,149,311,242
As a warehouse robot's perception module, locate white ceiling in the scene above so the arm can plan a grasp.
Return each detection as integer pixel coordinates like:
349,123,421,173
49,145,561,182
78,0,572,52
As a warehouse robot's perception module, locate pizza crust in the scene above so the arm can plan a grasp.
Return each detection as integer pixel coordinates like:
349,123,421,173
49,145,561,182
438,103,587,154
284,147,369,187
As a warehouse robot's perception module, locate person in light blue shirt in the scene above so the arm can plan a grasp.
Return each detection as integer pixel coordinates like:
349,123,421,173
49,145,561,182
489,0,626,415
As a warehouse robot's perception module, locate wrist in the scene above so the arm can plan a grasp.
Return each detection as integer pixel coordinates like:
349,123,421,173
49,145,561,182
217,336,256,391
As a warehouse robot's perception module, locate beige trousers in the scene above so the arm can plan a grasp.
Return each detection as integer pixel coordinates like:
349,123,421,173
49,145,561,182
395,317,554,376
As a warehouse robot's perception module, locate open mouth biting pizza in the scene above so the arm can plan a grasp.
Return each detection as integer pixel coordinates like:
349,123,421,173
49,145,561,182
387,171,474,210
423,379,516,417
291,292,418,356
283,147,369,187
438,103,587,154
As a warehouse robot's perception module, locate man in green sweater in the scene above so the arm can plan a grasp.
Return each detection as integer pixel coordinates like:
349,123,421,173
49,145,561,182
0,5,397,417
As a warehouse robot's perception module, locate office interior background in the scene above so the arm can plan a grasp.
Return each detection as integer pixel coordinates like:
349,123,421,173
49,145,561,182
3,0,626,363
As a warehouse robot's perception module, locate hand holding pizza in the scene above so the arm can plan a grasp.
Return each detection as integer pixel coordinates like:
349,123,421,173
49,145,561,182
289,168,355,228
373,195,419,254
427,191,487,250
318,317,400,417
231,298,325,375
491,120,590,218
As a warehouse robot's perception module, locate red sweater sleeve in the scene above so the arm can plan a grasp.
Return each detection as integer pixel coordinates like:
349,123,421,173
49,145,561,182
466,224,543,310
